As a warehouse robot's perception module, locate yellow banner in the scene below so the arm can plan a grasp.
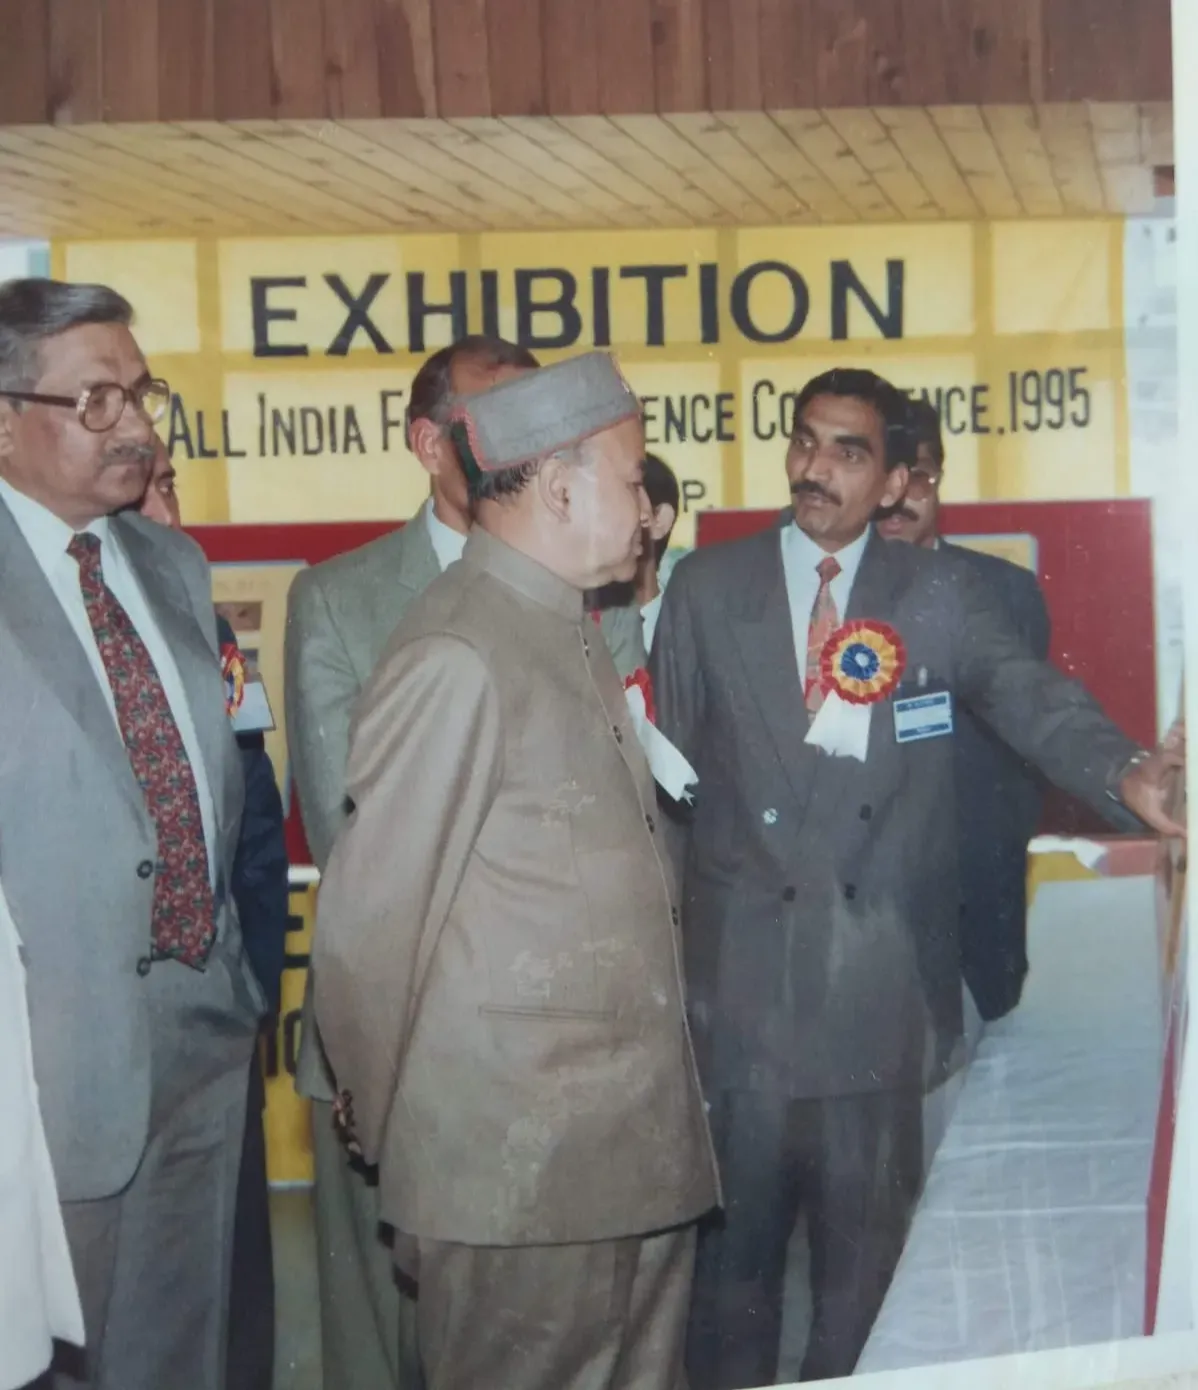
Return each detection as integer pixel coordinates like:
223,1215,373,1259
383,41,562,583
57,220,1129,550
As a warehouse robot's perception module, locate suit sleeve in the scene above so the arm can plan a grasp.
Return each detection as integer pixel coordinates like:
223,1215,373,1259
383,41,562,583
953,562,1138,817
312,635,502,1163
1011,568,1051,661
231,737,290,1017
284,570,359,872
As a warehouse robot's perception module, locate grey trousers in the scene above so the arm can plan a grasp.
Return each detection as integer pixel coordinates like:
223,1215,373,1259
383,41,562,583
311,1101,421,1390
51,954,257,1390
417,1226,697,1390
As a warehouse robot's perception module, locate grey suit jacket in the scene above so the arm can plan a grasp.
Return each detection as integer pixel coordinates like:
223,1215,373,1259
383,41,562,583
0,499,262,1201
650,518,1139,1100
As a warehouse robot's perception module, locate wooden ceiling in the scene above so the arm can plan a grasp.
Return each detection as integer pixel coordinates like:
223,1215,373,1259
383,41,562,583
0,102,1173,240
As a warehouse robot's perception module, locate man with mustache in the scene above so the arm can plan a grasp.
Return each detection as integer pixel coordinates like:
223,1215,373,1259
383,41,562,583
650,366,1183,1386
0,278,266,1389
878,397,1050,1024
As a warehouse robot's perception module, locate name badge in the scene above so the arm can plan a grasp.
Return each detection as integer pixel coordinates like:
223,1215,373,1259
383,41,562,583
893,690,953,744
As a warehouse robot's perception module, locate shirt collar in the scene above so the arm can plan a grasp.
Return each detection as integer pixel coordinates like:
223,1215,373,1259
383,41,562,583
462,528,584,621
422,497,468,573
0,475,112,564
783,518,870,589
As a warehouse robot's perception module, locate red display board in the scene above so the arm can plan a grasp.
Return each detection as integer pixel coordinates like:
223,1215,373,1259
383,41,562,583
696,500,1157,836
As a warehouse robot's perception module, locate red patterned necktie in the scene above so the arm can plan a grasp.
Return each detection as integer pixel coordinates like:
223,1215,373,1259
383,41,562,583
805,555,842,714
68,531,216,969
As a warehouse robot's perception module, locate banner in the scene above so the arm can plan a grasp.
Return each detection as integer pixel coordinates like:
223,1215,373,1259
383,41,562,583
54,220,1130,550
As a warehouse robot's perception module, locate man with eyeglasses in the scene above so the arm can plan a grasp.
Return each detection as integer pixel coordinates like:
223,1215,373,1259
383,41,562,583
877,397,1051,1023
0,278,266,1390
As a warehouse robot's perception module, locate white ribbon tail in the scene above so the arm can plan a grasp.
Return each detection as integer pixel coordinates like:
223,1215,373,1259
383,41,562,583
803,690,872,761
625,685,698,803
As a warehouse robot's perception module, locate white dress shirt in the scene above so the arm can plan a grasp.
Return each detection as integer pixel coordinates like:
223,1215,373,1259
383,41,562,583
780,521,871,676
641,591,664,653
0,877,84,1388
423,497,468,573
0,477,217,879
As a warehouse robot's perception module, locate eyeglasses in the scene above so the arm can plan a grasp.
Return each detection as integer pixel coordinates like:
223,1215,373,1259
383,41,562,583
906,468,943,499
0,378,171,433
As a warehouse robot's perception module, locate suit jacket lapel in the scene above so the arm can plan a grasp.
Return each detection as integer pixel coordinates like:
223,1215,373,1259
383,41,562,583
114,516,239,850
0,499,147,820
729,521,822,814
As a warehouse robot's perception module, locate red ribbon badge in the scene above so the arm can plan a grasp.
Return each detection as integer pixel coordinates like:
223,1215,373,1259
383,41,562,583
221,642,247,717
624,667,656,724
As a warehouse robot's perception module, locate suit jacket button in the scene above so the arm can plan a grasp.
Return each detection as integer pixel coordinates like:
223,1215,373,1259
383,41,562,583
645,813,656,833
136,956,152,977
782,886,796,902
844,883,857,901
137,859,154,880
612,725,623,743
670,907,679,926
859,804,873,821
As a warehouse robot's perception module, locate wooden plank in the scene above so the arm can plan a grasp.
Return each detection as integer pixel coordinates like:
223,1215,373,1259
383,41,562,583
213,0,273,119
981,105,1063,216
0,0,49,123
610,114,762,219
664,112,810,220
267,0,327,118
811,0,906,107
324,0,383,118
558,114,722,221
722,111,855,221
937,0,1039,105
542,0,599,115
448,118,623,223
928,105,1022,218
703,0,761,111
510,116,679,225
158,0,215,119
0,135,126,234
1090,102,1154,215
758,0,813,108
652,0,707,111
377,0,438,116
408,119,590,223
873,107,979,218
1036,102,1105,214
310,122,489,224
485,0,544,115
823,108,940,218
1043,0,1171,103
430,0,491,117
101,0,159,119
771,108,896,220
596,0,655,113
48,0,102,122
80,122,324,230
1140,101,1174,167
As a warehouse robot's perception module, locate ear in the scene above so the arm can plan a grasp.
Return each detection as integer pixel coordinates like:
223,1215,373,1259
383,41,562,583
537,455,572,523
880,464,908,511
0,401,18,463
408,417,447,477
649,502,676,543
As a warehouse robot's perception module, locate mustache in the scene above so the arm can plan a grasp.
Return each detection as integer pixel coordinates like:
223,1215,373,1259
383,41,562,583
103,443,157,467
790,479,841,505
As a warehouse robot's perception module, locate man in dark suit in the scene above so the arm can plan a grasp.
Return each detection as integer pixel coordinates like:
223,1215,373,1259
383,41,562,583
877,398,1049,1021
141,442,289,1390
650,367,1183,1387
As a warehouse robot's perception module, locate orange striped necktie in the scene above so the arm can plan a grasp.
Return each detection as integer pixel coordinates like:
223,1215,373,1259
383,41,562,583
805,555,842,714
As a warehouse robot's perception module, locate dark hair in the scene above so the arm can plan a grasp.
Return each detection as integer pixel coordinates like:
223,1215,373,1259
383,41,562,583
461,436,594,504
406,336,539,439
792,367,915,471
907,396,945,469
643,451,680,560
0,278,133,395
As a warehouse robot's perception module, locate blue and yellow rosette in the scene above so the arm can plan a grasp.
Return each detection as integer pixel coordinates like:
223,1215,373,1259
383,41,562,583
819,620,906,706
221,642,246,718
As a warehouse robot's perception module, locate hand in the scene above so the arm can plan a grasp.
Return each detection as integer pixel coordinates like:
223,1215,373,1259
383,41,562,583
1120,725,1186,839
332,1089,364,1160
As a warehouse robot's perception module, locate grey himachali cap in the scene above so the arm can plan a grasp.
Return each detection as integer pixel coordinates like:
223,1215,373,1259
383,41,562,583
447,350,640,476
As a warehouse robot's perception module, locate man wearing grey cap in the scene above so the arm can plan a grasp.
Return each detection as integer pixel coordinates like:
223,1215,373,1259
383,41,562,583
313,350,719,1390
